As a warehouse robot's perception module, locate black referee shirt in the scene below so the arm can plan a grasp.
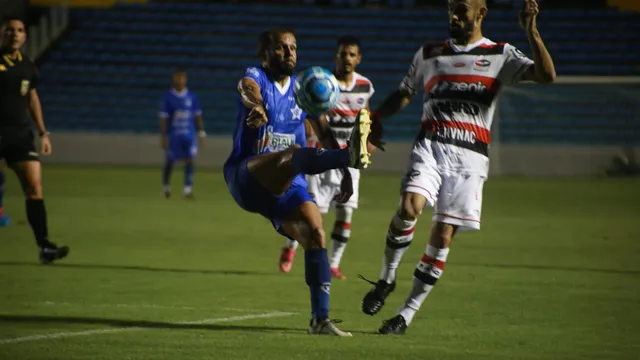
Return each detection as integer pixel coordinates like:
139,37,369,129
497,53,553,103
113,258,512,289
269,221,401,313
0,51,37,129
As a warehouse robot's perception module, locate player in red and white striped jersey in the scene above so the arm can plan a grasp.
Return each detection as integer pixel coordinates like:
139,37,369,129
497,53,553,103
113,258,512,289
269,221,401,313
279,36,375,279
361,0,556,334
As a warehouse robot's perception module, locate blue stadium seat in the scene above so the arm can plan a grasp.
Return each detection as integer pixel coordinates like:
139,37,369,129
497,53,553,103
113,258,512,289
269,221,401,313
37,2,640,145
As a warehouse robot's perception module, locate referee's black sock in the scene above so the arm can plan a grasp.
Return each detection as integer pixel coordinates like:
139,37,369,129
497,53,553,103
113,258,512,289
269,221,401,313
26,199,51,248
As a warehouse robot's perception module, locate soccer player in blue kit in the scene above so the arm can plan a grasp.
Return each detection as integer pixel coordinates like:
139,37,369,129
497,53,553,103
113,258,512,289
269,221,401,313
159,70,206,199
224,28,374,336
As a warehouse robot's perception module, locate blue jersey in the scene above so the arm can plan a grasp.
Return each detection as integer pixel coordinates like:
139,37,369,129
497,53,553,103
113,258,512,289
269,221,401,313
159,89,202,137
225,66,308,186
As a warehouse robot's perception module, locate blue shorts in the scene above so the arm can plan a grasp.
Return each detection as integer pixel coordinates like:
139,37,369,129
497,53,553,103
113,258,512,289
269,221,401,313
167,135,197,162
224,159,315,239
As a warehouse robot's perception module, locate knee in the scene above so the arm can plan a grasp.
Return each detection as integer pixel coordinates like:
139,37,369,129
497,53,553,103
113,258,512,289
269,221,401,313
398,194,425,221
309,227,326,249
430,223,456,248
24,181,42,199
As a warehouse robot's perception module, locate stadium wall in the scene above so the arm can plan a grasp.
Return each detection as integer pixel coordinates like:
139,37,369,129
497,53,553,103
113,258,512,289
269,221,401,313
43,133,625,177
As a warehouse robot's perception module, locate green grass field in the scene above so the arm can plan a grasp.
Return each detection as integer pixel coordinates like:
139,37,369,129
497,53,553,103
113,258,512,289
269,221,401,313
0,166,639,360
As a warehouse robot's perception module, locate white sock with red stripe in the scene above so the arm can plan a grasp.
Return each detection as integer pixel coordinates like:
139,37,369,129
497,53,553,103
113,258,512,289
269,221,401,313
329,205,353,269
397,244,449,325
379,212,416,283
283,238,299,250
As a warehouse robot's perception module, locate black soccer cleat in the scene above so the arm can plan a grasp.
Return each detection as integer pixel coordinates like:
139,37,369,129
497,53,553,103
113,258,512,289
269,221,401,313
39,243,70,264
359,274,396,316
378,315,408,335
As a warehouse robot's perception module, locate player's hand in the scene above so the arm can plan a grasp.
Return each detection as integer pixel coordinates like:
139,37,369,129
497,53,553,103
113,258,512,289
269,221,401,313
198,131,206,148
519,0,539,32
161,136,168,150
334,169,354,204
40,134,52,156
246,105,268,128
367,141,377,155
367,111,386,151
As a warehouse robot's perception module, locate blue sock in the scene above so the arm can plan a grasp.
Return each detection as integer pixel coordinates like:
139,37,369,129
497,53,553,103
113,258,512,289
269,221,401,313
0,170,5,209
162,161,173,187
184,162,194,188
304,248,331,321
291,148,350,175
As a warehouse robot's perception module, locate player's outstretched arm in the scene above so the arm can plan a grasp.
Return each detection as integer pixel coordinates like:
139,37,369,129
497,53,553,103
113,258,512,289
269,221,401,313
238,78,268,128
28,89,51,155
373,88,412,120
519,0,556,84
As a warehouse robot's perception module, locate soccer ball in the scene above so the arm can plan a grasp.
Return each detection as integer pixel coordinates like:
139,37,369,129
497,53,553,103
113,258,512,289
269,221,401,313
293,66,341,116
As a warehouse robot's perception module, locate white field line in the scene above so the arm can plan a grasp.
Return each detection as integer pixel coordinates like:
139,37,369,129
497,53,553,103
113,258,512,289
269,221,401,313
0,311,297,345
30,301,199,311
25,301,277,313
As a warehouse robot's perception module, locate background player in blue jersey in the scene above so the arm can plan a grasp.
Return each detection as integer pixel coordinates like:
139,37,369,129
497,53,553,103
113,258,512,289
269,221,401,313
159,70,206,199
224,28,374,336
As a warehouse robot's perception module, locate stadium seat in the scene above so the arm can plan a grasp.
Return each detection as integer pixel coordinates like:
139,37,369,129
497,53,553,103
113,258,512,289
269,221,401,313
37,2,640,145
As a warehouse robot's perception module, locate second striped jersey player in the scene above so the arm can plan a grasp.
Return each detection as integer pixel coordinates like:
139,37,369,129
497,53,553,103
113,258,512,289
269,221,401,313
279,36,375,279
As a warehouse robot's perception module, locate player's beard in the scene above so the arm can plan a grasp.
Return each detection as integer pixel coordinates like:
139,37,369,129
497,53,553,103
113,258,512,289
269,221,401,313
449,18,476,44
270,58,295,76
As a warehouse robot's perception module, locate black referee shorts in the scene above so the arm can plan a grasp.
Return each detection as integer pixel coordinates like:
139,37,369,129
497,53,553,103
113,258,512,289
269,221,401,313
0,127,39,164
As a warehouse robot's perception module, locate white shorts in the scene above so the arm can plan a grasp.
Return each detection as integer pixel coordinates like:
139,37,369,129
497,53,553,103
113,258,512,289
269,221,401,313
307,168,360,214
401,139,486,231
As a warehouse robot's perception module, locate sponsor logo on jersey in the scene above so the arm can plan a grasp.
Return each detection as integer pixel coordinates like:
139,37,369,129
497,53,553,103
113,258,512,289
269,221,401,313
430,100,481,117
20,80,30,95
473,59,491,71
453,62,466,68
436,126,477,144
430,80,487,95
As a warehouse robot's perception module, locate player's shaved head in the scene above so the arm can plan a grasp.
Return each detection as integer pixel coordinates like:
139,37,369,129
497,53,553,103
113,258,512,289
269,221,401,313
448,0,486,9
447,0,487,44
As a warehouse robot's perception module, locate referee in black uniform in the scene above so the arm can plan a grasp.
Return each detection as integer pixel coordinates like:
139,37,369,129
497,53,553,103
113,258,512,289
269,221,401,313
0,17,69,264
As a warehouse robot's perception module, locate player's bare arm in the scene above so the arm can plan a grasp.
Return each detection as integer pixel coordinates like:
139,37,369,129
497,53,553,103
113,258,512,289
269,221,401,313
28,89,51,155
519,0,556,84
308,114,353,203
238,77,268,128
374,88,412,120
195,113,206,145
366,88,412,150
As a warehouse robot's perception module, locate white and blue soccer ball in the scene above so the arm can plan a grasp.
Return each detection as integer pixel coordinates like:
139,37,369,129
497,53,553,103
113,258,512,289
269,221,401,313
293,66,341,116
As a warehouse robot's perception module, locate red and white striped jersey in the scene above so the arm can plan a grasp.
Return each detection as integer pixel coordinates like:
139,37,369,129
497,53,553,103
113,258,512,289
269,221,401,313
400,37,533,174
317,72,375,148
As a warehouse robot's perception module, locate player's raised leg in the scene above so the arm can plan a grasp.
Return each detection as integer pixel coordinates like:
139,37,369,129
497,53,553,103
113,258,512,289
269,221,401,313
10,160,69,264
0,166,8,226
280,201,351,336
246,114,369,196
